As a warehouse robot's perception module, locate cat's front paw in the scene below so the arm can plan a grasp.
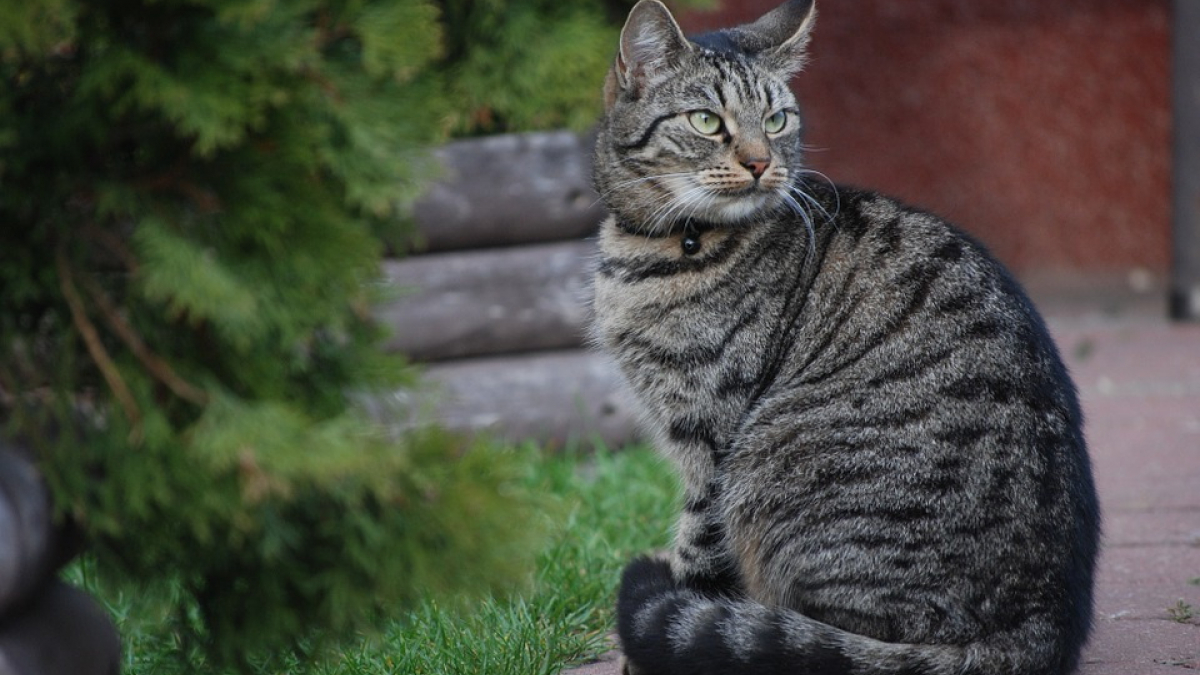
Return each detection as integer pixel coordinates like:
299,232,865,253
619,653,645,675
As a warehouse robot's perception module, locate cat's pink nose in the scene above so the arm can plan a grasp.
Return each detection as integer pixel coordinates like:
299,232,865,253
741,158,770,179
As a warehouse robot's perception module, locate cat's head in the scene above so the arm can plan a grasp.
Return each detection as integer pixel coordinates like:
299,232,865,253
594,0,817,235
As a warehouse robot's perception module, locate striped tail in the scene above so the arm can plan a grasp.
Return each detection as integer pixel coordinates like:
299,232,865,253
617,557,1059,675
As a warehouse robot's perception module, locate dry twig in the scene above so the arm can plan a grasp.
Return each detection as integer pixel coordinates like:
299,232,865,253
81,274,209,406
56,247,143,440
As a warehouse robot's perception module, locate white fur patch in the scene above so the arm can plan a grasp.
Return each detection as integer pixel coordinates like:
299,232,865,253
710,195,771,223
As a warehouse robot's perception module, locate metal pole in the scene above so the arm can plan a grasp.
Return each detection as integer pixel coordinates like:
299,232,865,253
1172,0,1200,320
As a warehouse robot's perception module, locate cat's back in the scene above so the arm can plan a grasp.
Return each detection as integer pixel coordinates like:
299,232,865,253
737,181,1089,505
721,183,1098,647
778,183,1080,423
592,180,1082,445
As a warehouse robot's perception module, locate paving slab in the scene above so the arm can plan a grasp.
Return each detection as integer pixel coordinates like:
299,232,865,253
1060,312,1200,674
563,296,1200,675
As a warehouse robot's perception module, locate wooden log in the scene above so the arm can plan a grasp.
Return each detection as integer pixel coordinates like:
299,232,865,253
365,349,643,449
0,581,120,675
409,131,605,253
378,240,595,361
0,446,54,617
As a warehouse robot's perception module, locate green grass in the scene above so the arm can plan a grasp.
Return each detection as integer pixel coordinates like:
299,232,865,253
67,445,679,674
1167,599,1196,624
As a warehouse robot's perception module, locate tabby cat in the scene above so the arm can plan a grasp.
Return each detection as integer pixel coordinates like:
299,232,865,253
589,1,1100,674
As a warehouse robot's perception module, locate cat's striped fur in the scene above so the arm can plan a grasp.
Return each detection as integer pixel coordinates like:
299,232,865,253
589,2,1100,674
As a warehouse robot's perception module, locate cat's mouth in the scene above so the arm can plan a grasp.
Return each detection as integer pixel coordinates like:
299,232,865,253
719,183,770,198
649,174,784,230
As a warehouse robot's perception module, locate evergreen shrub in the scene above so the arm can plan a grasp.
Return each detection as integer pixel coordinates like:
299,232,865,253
0,0,544,667
436,0,715,135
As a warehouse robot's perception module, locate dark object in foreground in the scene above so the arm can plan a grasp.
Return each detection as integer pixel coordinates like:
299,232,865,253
0,581,120,675
0,444,120,675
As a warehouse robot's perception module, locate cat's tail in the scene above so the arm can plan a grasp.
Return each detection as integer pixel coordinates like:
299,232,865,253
617,556,1066,675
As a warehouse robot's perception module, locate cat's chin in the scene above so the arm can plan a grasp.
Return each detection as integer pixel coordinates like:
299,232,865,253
698,192,779,225
614,192,782,235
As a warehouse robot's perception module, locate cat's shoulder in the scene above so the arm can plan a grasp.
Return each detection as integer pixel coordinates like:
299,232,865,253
813,181,998,262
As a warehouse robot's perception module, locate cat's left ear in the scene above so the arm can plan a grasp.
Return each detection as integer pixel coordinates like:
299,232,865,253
745,0,817,76
606,0,693,107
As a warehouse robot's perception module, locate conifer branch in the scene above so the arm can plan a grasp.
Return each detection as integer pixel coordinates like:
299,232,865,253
56,248,143,439
84,222,140,272
132,159,222,213
81,273,210,406
302,65,343,102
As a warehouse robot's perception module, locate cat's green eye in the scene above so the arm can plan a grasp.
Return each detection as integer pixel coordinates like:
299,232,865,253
688,110,723,135
765,110,788,134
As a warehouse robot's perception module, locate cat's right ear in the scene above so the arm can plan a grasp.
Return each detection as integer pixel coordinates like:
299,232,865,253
747,0,817,75
605,0,692,108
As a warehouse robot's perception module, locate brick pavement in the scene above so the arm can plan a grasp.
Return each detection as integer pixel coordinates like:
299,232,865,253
1055,309,1200,673
564,287,1200,675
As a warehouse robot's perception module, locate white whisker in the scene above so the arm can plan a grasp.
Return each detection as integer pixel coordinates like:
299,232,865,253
780,170,843,264
787,175,839,225
794,169,841,219
781,190,816,262
652,182,711,235
644,181,704,236
592,171,697,209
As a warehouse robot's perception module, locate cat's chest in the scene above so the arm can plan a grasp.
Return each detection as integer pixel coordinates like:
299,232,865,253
593,220,752,353
592,219,785,427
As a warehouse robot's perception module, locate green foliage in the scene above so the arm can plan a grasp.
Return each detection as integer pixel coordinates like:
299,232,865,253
0,0,544,667
71,445,680,674
1167,600,1196,625
434,0,715,135
383,446,678,675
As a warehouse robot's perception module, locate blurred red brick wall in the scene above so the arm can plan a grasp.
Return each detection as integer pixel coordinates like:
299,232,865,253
677,0,1170,275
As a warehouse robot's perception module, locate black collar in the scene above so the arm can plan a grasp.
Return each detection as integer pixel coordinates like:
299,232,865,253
613,218,725,239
